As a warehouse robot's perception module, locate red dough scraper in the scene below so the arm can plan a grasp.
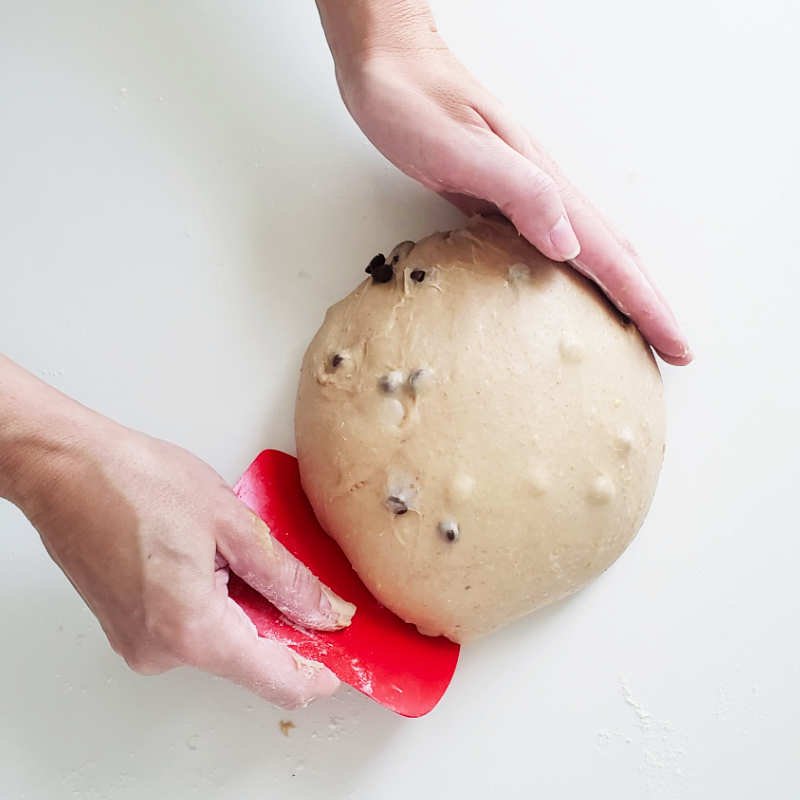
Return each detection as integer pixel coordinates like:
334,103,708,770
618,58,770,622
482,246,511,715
229,450,460,717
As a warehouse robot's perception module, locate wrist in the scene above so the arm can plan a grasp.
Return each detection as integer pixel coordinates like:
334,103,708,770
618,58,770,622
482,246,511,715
0,356,116,513
316,0,445,76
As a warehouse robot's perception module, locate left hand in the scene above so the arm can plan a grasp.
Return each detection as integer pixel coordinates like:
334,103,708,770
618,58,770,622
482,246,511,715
0,356,354,709
334,39,691,365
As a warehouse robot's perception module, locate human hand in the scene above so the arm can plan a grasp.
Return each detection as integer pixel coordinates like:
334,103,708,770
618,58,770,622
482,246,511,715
1,363,355,709
319,2,690,364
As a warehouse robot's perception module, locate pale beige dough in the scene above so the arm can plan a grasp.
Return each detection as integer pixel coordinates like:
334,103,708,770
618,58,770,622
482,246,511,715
295,216,665,643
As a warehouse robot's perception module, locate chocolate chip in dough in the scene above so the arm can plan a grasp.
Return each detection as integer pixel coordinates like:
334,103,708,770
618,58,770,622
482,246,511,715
365,253,394,283
438,520,460,542
410,269,426,283
386,495,409,515
330,353,344,369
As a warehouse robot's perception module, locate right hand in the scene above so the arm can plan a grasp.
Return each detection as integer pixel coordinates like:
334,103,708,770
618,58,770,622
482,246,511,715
317,0,691,364
5,384,355,709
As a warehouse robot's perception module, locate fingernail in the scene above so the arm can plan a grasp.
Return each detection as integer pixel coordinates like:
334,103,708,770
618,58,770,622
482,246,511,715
660,343,694,364
548,215,581,261
321,585,356,629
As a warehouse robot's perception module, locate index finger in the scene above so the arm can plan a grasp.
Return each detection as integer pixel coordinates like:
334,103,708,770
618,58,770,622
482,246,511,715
564,195,692,365
218,507,356,633
525,142,692,363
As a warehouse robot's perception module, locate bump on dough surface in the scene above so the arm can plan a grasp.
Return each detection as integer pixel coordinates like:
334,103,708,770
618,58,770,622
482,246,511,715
295,217,665,643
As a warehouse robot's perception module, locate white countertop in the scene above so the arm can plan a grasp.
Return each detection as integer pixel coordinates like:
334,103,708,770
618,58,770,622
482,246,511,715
1,1,798,797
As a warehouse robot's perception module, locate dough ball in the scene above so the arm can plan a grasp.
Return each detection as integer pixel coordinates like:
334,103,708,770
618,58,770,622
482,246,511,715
295,217,665,643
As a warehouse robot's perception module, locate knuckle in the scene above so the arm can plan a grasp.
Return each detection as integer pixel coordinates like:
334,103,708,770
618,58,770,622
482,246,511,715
226,496,250,529
527,169,559,206
211,497,248,539
286,560,309,593
169,615,209,664
140,599,207,665
557,181,582,209
497,174,560,229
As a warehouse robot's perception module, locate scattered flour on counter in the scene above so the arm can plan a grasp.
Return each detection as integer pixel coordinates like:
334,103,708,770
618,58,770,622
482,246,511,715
596,729,612,747
327,715,345,742
619,675,688,793
621,677,653,724
714,686,732,721
596,677,689,796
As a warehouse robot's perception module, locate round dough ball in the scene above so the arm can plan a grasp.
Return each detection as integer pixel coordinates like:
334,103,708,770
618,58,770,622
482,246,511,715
295,217,665,643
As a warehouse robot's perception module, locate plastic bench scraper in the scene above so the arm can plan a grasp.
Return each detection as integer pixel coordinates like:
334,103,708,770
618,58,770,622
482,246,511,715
229,449,460,717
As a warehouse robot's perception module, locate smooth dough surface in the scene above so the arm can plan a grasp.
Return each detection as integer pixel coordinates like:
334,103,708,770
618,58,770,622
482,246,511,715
295,217,665,643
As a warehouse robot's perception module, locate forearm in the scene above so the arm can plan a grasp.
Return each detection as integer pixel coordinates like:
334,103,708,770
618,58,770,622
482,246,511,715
315,0,443,73
0,355,104,509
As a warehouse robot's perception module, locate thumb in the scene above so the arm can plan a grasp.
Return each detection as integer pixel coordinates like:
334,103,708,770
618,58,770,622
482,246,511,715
451,136,581,262
218,507,356,632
